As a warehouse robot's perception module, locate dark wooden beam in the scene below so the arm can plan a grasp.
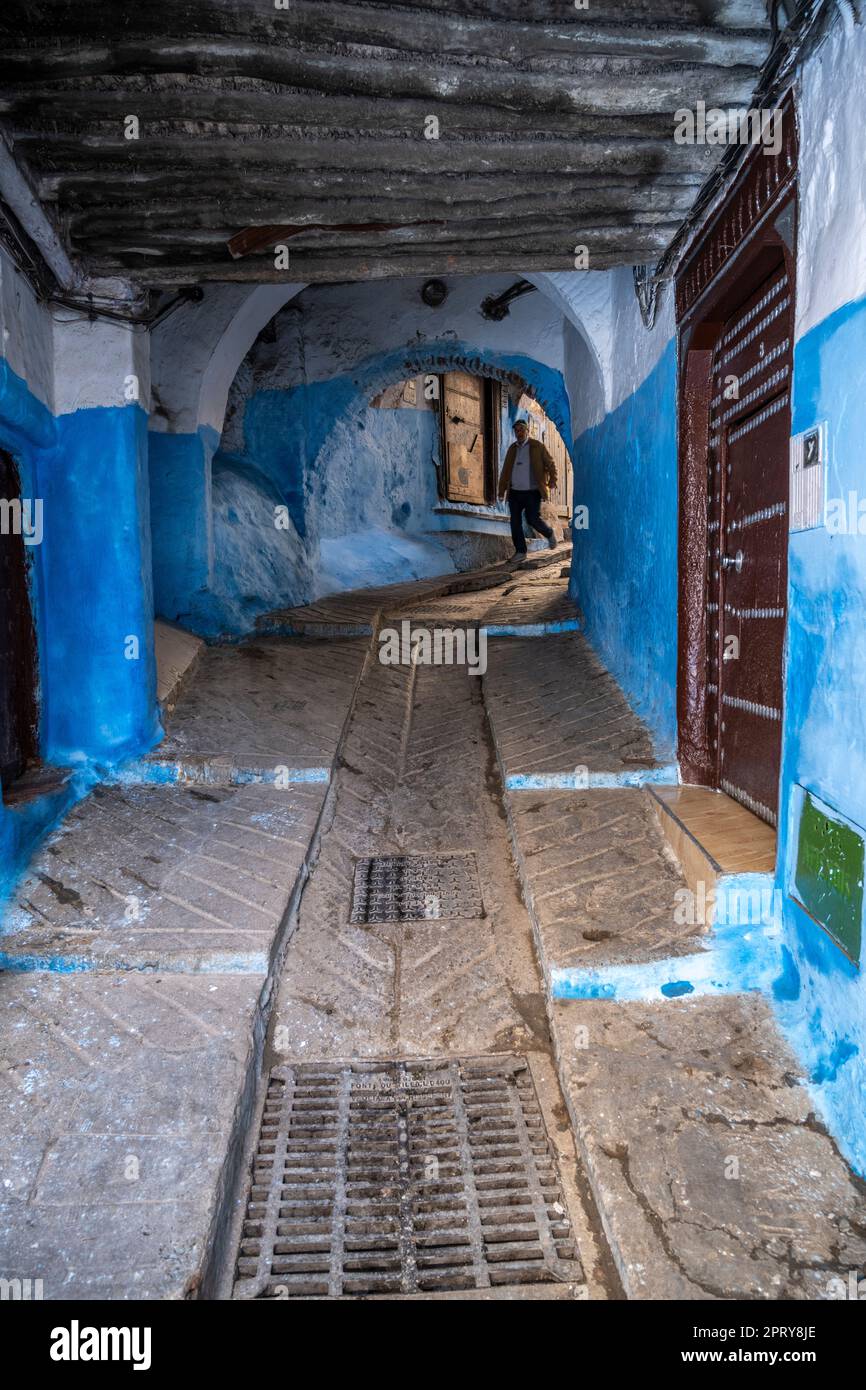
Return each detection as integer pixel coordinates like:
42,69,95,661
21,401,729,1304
85,223,680,263
0,0,770,29
68,187,700,237
81,214,683,256
1,43,757,118
17,134,718,178
2,88,684,144
0,0,774,288
1,0,770,61
41,169,706,205
85,246,679,284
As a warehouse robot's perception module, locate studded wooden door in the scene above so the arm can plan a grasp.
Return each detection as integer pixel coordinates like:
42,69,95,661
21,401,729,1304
0,449,39,790
441,371,488,504
706,266,792,825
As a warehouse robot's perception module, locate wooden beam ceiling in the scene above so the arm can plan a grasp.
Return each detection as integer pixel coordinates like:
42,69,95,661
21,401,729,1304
0,0,773,287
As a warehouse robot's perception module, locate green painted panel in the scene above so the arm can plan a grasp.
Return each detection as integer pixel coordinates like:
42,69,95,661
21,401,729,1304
794,792,864,964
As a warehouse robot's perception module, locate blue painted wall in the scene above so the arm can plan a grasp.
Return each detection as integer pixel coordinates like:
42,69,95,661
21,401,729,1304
772,292,866,1172
40,404,160,765
148,425,218,621
152,340,573,638
569,340,679,755
0,358,161,904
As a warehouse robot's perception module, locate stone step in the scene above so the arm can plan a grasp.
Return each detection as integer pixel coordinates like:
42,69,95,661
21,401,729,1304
647,784,777,924
154,618,205,715
549,992,866,1300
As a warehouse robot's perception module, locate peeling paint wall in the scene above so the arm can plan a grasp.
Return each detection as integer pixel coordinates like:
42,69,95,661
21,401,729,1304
569,269,679,754
771,19,866,1174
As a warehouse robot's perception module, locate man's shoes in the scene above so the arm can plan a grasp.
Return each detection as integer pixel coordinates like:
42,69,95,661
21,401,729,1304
508,552,527,566
547,535,558,550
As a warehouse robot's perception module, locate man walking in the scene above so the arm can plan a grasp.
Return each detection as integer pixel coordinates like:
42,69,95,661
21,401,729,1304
498,418,558,563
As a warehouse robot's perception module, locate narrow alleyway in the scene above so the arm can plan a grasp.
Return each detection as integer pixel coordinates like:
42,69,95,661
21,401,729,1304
3,0,866,1336
4,553,865,1301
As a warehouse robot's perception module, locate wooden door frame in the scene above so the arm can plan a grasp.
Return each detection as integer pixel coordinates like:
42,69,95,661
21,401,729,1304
675,95,798,787
0,446,40,790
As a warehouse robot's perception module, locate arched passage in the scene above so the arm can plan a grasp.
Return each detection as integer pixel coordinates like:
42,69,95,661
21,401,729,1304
148,272,605,635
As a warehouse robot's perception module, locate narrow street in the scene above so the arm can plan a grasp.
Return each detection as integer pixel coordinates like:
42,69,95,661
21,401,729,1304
3,5,866,1329
3,552,864,1301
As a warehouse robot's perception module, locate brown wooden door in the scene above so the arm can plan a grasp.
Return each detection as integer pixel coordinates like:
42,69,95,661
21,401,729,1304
706,266,792,825
0,449,39,789
441,372,488,504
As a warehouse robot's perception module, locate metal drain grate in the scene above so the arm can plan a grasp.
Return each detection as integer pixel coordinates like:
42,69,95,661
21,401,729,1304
350,852,484,923
233,1056,583,1299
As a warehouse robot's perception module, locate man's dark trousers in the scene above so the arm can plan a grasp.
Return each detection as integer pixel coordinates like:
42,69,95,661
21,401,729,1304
508,488,554,553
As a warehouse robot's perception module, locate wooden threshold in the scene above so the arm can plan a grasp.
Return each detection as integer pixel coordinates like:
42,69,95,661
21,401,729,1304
647,784,777,902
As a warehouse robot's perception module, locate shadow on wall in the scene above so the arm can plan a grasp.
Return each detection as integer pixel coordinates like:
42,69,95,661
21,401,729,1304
203,395,457,635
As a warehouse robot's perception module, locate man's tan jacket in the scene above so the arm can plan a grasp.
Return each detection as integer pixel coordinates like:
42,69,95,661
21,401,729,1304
498,439,558,500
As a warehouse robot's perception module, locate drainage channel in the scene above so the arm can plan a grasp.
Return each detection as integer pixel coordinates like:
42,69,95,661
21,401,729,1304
211,568,616,1301
233,1055,585,1300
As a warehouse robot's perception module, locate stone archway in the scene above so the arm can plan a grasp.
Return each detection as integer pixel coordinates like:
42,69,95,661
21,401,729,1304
148,273,605,629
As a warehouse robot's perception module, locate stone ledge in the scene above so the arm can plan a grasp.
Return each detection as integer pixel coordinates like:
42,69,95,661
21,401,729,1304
549,994,866,1300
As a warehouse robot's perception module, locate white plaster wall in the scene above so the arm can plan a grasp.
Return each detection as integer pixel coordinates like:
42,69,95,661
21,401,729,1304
796,16,866,340
52,314,151,417
0,249,152,418
529,270,613,410
607,265,676,413
0,248,54,411
149,270,617,445
563,318,606,432
537,265,674,425
198,283,304,435
252,273,569,388
149,283,304,434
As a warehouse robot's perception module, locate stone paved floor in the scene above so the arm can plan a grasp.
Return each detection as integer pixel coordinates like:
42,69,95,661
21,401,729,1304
389,562,577,629
550,994,866,1300
263,646,612,1300
505,789,700,976
0,626,366,1297
3,557,866,1301
0,781,327,973
484,632,661,780
270,658,547,1059
259,544,573,636
0,971,262,1298
147,636,367,779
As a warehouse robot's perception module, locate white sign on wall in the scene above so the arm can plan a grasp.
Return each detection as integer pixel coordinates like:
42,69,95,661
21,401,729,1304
790,421,827,531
